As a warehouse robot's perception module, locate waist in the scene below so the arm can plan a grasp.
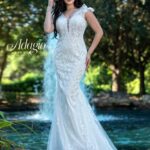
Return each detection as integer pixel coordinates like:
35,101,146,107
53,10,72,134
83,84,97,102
58,36,84,42
55,39,87,54
58,38,85,47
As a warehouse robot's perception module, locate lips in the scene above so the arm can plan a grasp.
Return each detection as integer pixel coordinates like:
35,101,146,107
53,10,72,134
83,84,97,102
67,0,73,2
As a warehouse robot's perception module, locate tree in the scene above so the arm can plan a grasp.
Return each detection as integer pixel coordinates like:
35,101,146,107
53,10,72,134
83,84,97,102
86,0,150,94
0,0,46,83
123,0,150,95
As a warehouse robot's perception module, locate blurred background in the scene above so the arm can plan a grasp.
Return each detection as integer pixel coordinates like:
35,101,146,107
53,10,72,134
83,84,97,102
0,0,150,149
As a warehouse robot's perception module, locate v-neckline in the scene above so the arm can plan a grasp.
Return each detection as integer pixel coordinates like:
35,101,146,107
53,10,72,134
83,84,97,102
61,6,82,32
62,8,79,20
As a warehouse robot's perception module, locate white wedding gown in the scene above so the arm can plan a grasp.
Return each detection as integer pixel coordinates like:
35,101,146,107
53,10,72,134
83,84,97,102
47,3,117,150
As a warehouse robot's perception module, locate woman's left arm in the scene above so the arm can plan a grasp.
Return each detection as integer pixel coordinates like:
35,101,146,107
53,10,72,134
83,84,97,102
85,11,103,55
85,11,104,70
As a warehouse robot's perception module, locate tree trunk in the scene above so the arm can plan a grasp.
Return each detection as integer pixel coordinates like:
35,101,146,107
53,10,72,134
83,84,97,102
0,51,8,84
138,47,146,95
110,64,121,92
139,64,145,95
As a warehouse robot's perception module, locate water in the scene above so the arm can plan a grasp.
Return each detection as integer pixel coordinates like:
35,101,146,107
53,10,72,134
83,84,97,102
1,107,150,150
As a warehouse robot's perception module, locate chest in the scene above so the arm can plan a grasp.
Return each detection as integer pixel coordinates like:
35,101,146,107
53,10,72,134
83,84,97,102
56,12,88,33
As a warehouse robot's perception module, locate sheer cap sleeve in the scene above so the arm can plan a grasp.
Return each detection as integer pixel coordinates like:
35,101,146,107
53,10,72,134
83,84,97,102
81,3,95,14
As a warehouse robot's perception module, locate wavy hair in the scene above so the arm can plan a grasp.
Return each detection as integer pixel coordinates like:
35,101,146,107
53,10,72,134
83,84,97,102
51,0,83,39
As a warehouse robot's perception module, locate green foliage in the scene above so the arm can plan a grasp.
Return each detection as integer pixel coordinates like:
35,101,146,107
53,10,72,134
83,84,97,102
126,78,140,94
0,0,150,95
0,111,36,150
2,73,43,92
145,64,150,93
85,62,150,95
2,49,46,84
85,63,111,94
86,0,150,94
0,0,47,83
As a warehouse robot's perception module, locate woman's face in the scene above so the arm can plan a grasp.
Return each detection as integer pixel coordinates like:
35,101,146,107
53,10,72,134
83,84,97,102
64,0,75,5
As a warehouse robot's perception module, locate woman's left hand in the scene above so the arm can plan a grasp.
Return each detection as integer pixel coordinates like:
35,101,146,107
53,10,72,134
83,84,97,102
85,52,91,71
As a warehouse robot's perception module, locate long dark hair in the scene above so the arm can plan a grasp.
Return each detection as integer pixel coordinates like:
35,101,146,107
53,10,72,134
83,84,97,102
51,0,83,39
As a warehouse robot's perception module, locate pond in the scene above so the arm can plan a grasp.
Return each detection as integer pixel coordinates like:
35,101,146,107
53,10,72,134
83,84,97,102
1,107,150,150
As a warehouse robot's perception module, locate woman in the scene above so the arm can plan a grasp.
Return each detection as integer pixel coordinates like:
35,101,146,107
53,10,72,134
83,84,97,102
44,0,118,149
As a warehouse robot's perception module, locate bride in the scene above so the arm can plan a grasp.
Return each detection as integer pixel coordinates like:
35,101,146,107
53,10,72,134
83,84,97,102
44,0,118,149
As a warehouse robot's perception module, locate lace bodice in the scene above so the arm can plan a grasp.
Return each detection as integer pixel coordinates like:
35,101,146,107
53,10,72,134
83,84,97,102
56,3,95,39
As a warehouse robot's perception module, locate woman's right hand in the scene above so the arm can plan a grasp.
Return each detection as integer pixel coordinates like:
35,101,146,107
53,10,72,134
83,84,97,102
48,0,54,7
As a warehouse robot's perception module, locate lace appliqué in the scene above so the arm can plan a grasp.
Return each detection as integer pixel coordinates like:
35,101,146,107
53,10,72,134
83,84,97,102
82,3,95,14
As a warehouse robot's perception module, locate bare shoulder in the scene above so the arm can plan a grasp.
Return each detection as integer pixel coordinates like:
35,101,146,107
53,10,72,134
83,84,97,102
85,9,97,24
81,3,96,20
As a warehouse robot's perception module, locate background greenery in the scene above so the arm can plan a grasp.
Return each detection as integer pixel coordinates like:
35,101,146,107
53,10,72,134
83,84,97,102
0,0,149,96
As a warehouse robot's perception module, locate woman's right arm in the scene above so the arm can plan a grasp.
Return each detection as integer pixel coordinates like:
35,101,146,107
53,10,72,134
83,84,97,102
43,0,54,33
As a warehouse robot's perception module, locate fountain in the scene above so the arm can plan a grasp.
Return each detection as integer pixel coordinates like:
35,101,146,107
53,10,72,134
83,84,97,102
38,33,57,121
